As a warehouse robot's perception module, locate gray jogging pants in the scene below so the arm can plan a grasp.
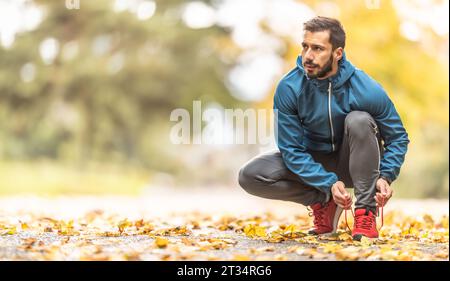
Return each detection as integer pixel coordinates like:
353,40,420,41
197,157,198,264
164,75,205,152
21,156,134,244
238,111,383,210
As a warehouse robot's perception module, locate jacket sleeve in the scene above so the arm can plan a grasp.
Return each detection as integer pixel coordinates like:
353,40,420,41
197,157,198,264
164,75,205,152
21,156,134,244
274,80,338,192
366,85,410,184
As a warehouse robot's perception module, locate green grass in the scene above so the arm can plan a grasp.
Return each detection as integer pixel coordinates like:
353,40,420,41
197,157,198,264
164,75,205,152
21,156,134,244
0,161,150,196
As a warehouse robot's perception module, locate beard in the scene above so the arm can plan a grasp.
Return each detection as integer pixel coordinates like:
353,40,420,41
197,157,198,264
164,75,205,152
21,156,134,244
304,54,334,79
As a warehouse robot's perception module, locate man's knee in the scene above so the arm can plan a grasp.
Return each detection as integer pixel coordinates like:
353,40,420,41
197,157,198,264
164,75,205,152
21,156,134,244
238,158,274,195
238,161,258,191
345,111,377,137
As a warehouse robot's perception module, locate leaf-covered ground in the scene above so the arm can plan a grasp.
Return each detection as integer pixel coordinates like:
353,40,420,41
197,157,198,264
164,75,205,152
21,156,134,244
0,192,448,261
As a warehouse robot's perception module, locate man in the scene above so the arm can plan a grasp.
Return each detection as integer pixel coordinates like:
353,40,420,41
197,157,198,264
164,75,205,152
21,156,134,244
238,16,409,240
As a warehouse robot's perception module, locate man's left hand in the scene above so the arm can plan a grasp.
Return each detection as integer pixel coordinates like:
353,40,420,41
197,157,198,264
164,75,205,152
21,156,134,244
375,178,393,207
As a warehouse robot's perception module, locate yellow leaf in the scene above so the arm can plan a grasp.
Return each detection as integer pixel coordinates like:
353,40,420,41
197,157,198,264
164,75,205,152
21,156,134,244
118,219,132,233
66,220,74,228
232,254,251,261
243,224,254,236
155,237,169,248
160,254,172,261
338,232,353,242
8,227,17,235
20,221,29,230
190,221,201,229
283,224,299,233
211,242,228,250
1,226,17,235
173,226,192,236
134,219,144,229
244,224,266,238
255,226,267,237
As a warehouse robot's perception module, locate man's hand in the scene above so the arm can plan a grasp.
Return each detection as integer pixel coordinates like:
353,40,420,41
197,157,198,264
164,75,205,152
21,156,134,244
375,178,393,207
331,181,352,210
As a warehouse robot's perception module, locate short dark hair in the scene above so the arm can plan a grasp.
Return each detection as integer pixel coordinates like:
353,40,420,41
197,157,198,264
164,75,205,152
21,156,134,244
303,16,346,50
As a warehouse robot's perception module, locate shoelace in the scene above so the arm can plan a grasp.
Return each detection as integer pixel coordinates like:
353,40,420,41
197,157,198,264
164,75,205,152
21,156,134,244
378,197,385,230
343,196,384,233
355,212,375,230
344,204,354,233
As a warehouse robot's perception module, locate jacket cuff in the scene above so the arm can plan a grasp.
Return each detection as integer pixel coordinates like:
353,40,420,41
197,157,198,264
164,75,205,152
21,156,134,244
327,174,339,189
379,175,393,185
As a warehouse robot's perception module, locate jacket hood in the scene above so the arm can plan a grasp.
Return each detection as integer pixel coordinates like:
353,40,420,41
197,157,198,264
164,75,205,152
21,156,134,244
296,51,355,88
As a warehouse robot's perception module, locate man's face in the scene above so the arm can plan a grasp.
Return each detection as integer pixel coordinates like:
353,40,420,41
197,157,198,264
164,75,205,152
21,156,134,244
301,30,335,79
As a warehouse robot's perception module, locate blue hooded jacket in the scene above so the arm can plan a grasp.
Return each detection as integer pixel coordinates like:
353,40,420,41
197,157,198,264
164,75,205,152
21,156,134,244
273,52,409,192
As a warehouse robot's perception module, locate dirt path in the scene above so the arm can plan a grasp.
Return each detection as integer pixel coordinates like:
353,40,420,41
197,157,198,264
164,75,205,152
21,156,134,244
0,188,448,261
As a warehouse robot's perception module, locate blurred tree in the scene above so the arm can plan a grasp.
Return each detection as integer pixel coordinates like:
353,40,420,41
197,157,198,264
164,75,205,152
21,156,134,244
0,0,242,171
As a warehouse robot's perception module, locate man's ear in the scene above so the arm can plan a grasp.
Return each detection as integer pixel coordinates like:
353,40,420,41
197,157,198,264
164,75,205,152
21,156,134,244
334,47,343,61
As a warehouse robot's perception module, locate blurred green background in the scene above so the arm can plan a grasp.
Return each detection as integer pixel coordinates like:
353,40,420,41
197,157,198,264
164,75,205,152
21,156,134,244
0,0,448,198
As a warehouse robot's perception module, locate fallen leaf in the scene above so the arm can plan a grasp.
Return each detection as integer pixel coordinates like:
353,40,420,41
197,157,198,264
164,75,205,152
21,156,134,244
155,237,169,248
118,219,132,234
232,254,251,261
243,224,267,238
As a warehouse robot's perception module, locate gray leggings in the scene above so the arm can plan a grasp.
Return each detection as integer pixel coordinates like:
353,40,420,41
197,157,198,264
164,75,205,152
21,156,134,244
238,111,382,210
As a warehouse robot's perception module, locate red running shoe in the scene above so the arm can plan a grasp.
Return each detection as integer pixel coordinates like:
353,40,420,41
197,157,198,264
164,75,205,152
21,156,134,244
308,199,343,235
352,208,378,240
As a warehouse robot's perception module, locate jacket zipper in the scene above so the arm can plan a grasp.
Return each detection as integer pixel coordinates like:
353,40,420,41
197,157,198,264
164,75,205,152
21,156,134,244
328,81,335,151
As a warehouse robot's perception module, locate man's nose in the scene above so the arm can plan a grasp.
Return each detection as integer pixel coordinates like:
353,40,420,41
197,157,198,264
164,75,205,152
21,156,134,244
304,49,314,61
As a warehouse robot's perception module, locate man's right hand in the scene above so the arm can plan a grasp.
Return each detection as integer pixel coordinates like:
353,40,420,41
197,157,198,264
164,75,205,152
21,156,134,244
331,181,352,210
